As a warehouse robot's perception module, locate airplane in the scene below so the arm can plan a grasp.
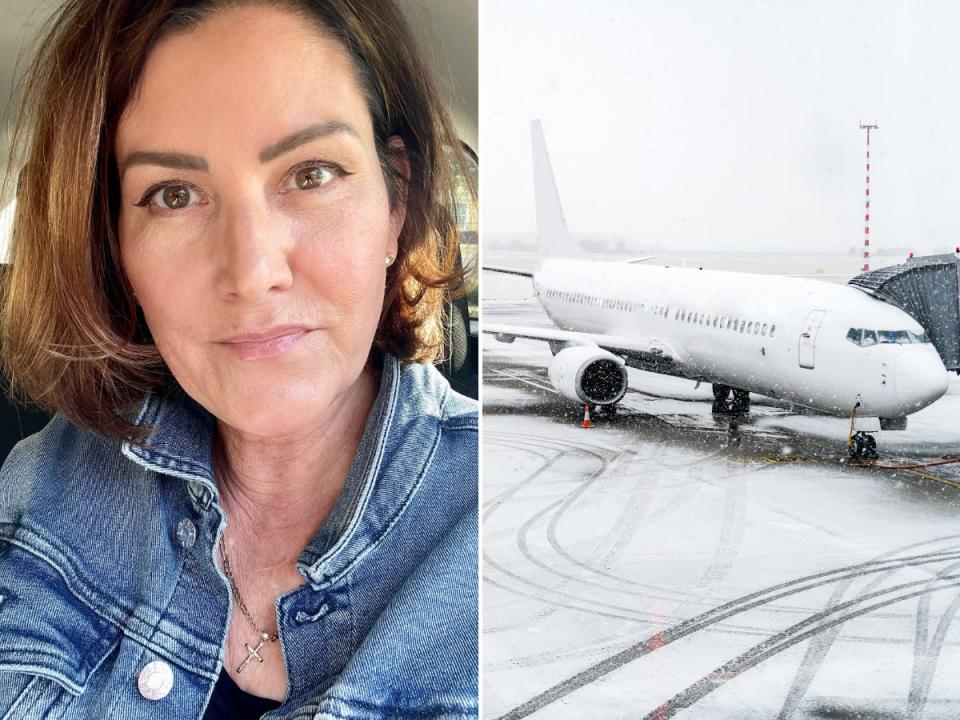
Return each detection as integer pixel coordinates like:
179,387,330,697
483,120,949,460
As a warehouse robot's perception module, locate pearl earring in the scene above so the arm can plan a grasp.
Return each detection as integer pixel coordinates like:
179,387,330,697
385,253,395,266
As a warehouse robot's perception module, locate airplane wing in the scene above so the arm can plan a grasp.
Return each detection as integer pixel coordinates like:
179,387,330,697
622,255,658,264
482,265,533,278
484,323,684,374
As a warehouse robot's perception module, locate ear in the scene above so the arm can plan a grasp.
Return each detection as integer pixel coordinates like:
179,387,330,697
385,136,409,257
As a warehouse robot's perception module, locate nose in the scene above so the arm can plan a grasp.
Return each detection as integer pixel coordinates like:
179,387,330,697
895,351,949,411
217,203,294,300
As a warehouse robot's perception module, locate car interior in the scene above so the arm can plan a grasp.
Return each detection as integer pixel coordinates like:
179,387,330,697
0,0,478,462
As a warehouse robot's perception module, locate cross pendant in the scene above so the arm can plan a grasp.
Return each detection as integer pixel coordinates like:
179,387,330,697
237,634,269,673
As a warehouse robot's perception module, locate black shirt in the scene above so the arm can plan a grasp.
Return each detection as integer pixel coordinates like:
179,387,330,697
202,670,283,720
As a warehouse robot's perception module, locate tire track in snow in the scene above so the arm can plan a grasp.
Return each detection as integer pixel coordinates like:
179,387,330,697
496,539,960,720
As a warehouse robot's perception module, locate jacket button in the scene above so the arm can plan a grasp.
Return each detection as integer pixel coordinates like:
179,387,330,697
177,518,197,549
137,661,174,700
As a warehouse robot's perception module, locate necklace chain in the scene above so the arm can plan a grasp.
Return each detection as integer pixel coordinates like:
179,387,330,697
218,535,280,645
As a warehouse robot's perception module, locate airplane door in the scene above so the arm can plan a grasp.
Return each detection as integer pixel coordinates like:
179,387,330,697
798,310,827,369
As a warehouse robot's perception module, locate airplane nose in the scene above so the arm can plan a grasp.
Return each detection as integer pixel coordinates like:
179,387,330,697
895,354,949,409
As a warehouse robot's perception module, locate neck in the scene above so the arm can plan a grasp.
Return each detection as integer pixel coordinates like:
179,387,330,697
213,364,380,571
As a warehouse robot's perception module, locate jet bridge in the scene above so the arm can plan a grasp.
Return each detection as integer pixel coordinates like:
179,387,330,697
848,253,960,373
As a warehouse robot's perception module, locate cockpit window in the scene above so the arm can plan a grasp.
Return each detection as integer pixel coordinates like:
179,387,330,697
878,330,910,344
847,327,930,346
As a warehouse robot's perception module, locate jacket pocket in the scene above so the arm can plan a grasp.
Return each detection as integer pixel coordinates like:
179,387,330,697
0,540,121,707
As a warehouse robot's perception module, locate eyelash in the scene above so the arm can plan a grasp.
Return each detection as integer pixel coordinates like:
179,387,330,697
133,160,351,211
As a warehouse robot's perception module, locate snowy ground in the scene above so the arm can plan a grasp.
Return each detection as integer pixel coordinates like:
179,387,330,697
482,298,960,720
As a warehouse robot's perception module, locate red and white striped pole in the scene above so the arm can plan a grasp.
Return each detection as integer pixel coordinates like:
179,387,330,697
860,122,878,272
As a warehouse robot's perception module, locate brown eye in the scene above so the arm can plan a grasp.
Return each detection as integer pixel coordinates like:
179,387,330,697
160,185,191,209
294,165,334,190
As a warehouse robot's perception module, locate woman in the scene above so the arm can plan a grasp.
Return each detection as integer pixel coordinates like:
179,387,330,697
0,1,477,718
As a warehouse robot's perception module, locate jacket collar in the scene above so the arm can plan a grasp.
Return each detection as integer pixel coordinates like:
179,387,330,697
120,355,448,587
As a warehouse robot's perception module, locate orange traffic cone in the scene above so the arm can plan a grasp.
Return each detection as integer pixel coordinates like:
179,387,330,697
581,404,591,428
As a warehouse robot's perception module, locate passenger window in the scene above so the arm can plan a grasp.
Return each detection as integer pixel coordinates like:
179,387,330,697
761,323,768,336
747,321,753,333
770,324,776,337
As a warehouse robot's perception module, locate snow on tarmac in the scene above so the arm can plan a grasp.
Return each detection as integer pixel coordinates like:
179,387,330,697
483,305,960,720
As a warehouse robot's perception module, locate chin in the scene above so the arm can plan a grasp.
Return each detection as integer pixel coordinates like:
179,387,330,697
213,377,344,440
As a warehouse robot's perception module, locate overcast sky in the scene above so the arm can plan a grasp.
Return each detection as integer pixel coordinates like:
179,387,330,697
481,0,960,253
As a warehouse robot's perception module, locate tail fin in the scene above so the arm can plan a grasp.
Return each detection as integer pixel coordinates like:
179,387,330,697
531,120,580,259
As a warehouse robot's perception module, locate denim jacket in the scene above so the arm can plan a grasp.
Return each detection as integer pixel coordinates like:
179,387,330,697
0,355,478,719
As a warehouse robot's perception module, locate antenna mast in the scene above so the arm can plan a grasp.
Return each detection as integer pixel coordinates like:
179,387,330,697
860,122,878,272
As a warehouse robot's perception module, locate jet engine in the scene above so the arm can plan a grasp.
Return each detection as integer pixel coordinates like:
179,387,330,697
548,346,628,405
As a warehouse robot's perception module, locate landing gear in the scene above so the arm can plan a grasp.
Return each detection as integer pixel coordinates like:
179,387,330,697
731,389,751,415
712,384,731,414
712,385,751,415
848,431,878,461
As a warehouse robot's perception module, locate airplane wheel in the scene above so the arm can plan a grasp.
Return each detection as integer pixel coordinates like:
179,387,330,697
712,384,732,415
731,389,751,415
849,431,878,461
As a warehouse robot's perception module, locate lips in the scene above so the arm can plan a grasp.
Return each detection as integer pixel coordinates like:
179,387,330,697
218,325,312,360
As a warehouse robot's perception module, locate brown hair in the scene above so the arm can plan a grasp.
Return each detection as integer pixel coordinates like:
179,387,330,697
1,0,471,440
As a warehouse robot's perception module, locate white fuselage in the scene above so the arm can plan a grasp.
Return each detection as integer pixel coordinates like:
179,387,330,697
533,259,948,418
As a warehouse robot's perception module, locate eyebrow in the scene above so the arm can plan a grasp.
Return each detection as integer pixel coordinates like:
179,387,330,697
120,121,360,176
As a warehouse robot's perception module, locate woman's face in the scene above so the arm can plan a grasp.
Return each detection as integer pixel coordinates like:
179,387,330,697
116,5,403,439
